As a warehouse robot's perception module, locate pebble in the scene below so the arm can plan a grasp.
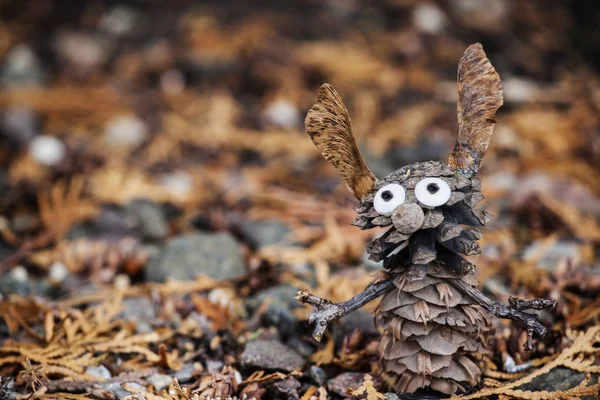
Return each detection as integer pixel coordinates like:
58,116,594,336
104,115,148,149
327,372,368,397
29,135,65,167
0,44,45,87
241,339,305,372
333,309,379,345
85,365,112,380
125,199,168,241
517,366,586,393
522,240,581,272
159,171,193,199
239,219,290,249
54,31,111,69
413,3,447,34
145,232,246,282
49,262,69,284
11,266,28,282
1,107,39,147
174,363,197,383
119,297,156,323
100,6,144,37
246,284,300,339
262,100,300,129
102,382,146,398
147,373,172,392
269,378,301,400
309,365,327,387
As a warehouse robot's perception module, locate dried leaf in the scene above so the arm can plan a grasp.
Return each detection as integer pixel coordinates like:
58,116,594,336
305,83,376,200
449,43,503,176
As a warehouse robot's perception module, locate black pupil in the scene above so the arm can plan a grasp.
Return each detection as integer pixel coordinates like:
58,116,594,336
381,190,393,201
427,183,439,194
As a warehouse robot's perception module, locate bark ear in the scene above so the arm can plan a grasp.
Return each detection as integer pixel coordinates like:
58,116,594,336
449,43,503,177
305,83,377,200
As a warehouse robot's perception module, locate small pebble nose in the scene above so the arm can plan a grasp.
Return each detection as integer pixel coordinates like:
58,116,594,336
391,203,425,234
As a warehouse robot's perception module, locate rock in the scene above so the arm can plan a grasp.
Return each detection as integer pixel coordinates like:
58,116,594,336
104,115,148,149
413,3,447,34
246,284,299,338
29,135,65,167
49,262,69,284
159,171,193,199
1,107,39,147
523,240,581,272
119,297,156,322
85,365,111,380
269,378,301,400
333,309,379,345
54,31,112,70
0,377,15,400
0,266,50,297
125,199,168,241
102,382,146,398
239,219,290,248
286,338,315,358
174,363,198,383
146,232,246,282
100,6,146,37
517,367,586,393
241,340,305,372
327,372,367,397
147,373,172,392
0,44,45,88
385,394,400,400
309,365,327,387
206,359,224,373
262,100,300,129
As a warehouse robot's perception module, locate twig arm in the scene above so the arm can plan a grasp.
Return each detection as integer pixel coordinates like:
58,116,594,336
296,279,395,341
450,278,556,351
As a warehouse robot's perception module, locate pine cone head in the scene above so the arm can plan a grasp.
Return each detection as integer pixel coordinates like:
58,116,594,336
352,161,489,267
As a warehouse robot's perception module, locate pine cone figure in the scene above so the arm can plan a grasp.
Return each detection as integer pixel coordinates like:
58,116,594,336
303,43,504,396
354,162,491,395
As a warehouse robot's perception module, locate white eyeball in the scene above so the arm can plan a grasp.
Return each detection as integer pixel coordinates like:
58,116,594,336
374,184,406,216
414,177,451,207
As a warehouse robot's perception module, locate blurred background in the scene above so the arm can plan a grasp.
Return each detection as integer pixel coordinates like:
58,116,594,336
0,0,599,398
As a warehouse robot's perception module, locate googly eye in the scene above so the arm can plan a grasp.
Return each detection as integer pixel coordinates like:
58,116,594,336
373,184,406,216
414,177,451,207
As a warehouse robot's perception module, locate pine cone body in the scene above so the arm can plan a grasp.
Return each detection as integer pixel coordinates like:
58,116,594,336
354,161,490,396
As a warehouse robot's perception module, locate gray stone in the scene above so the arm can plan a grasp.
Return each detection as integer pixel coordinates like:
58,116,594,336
246,285,299,338
174,363,197,383
385,394,400,400
119,297,156,322
104,115,148,149
241,340,305,372
145,232,246,282
85,365,111,380
269,378,301,400
0,267,51,297
102,382,146,398
523,240,581,271
517,367,588,393
309,365,327,387
262,100,300,129
0,44,45,88
147,373,172,392
206,359,223,373
125,199,168,241
333,309,379,345
29,135,65,167
239,219,290,248
54,31,112,70
327,372,367,397
1,107,39,147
